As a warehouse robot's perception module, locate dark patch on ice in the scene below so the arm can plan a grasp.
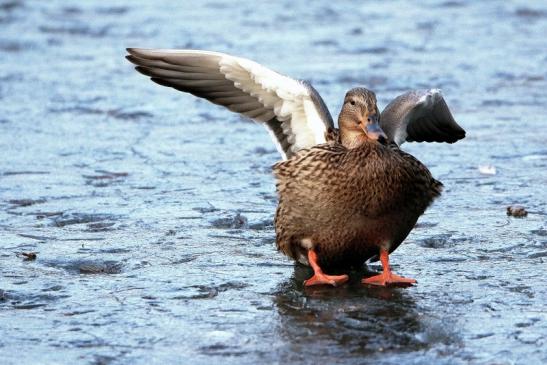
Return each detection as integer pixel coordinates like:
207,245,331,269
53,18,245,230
8,198,46,207
78,261,123,274
2,171,49,176
108,109,153,121
248,218,273,230
481,99,515,107
98,248,131,254
85,222,116,232
417,233,454,248
50,106,153,121
172,282,249,300
42,285,64,292
193,203,219,213
414,221,439,229
0,40,33,52
0,1,22,11
515,8,547,18
313,39,338,47
83,170,128,187
42,259,123,274
530,229,547,236
0,290,69,310
439,1,465,7
527,251,547,259
210,212,248,229
38,25,111,38
95,6,129,15
35,211,65,219
253,146,277,155
352,46,390,54
430,255,468,263
18,233,56,241
53,212,118,227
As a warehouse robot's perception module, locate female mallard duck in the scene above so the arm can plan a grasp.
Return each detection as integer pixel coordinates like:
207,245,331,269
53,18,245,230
126,49,465,287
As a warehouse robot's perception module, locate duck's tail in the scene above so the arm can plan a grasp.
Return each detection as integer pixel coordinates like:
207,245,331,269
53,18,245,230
431,178,444,199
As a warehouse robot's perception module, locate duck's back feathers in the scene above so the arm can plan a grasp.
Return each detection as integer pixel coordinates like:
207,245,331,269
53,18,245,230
380,89,466,146
126,48,334,159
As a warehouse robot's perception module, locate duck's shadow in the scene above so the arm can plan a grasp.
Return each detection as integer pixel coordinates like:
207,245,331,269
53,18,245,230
272,265,458,359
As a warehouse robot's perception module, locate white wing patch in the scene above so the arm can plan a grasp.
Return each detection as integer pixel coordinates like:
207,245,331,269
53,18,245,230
219,56,327,156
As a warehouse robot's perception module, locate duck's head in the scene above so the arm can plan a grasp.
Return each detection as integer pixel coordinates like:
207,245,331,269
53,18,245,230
338,87,387,148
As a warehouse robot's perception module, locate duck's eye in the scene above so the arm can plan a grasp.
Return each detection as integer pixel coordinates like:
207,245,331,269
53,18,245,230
367,117,371,122
350,100,356,106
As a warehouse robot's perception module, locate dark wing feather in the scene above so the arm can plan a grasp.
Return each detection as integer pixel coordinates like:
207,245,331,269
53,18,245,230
380,89,465,146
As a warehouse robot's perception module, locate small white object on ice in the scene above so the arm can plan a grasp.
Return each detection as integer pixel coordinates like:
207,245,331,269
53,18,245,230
479,165,497,175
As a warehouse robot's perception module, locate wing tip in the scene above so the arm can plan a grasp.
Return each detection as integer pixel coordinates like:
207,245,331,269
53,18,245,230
452,128,466,142
418,88,443,105
126,48,152,60
150,77,170,87
134,65,152,77
429,88,442,103
125,55,149,70
126,47,140,55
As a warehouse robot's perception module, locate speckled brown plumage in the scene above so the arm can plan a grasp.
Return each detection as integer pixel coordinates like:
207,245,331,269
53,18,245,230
273,140,442,269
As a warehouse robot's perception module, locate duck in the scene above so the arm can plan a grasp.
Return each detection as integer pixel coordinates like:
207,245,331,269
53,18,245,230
126,48,466,287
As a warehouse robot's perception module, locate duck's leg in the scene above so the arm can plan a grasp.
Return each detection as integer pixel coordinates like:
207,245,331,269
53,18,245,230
304,249,349,287
362,248,417,287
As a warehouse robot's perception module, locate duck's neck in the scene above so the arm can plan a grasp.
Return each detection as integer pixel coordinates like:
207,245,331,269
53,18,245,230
340,129,368,149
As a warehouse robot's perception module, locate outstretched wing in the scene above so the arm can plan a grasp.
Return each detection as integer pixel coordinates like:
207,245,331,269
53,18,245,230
126,48,334,159
380,89,465,146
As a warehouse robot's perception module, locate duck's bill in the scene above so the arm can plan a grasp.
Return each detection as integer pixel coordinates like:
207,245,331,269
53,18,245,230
364,123,388,144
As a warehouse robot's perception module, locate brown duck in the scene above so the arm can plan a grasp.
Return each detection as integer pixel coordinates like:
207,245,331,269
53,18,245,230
126,49,466,287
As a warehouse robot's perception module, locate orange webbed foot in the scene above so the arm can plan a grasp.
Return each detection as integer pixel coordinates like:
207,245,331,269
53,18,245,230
305,273,349,287
362,248,417,288
362,273,416,287
304,249,348,287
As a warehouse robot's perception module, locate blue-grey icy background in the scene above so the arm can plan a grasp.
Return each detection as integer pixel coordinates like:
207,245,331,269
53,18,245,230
0,1,546,364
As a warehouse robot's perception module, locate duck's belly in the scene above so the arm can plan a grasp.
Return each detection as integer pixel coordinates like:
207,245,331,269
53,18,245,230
307,211,419,269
